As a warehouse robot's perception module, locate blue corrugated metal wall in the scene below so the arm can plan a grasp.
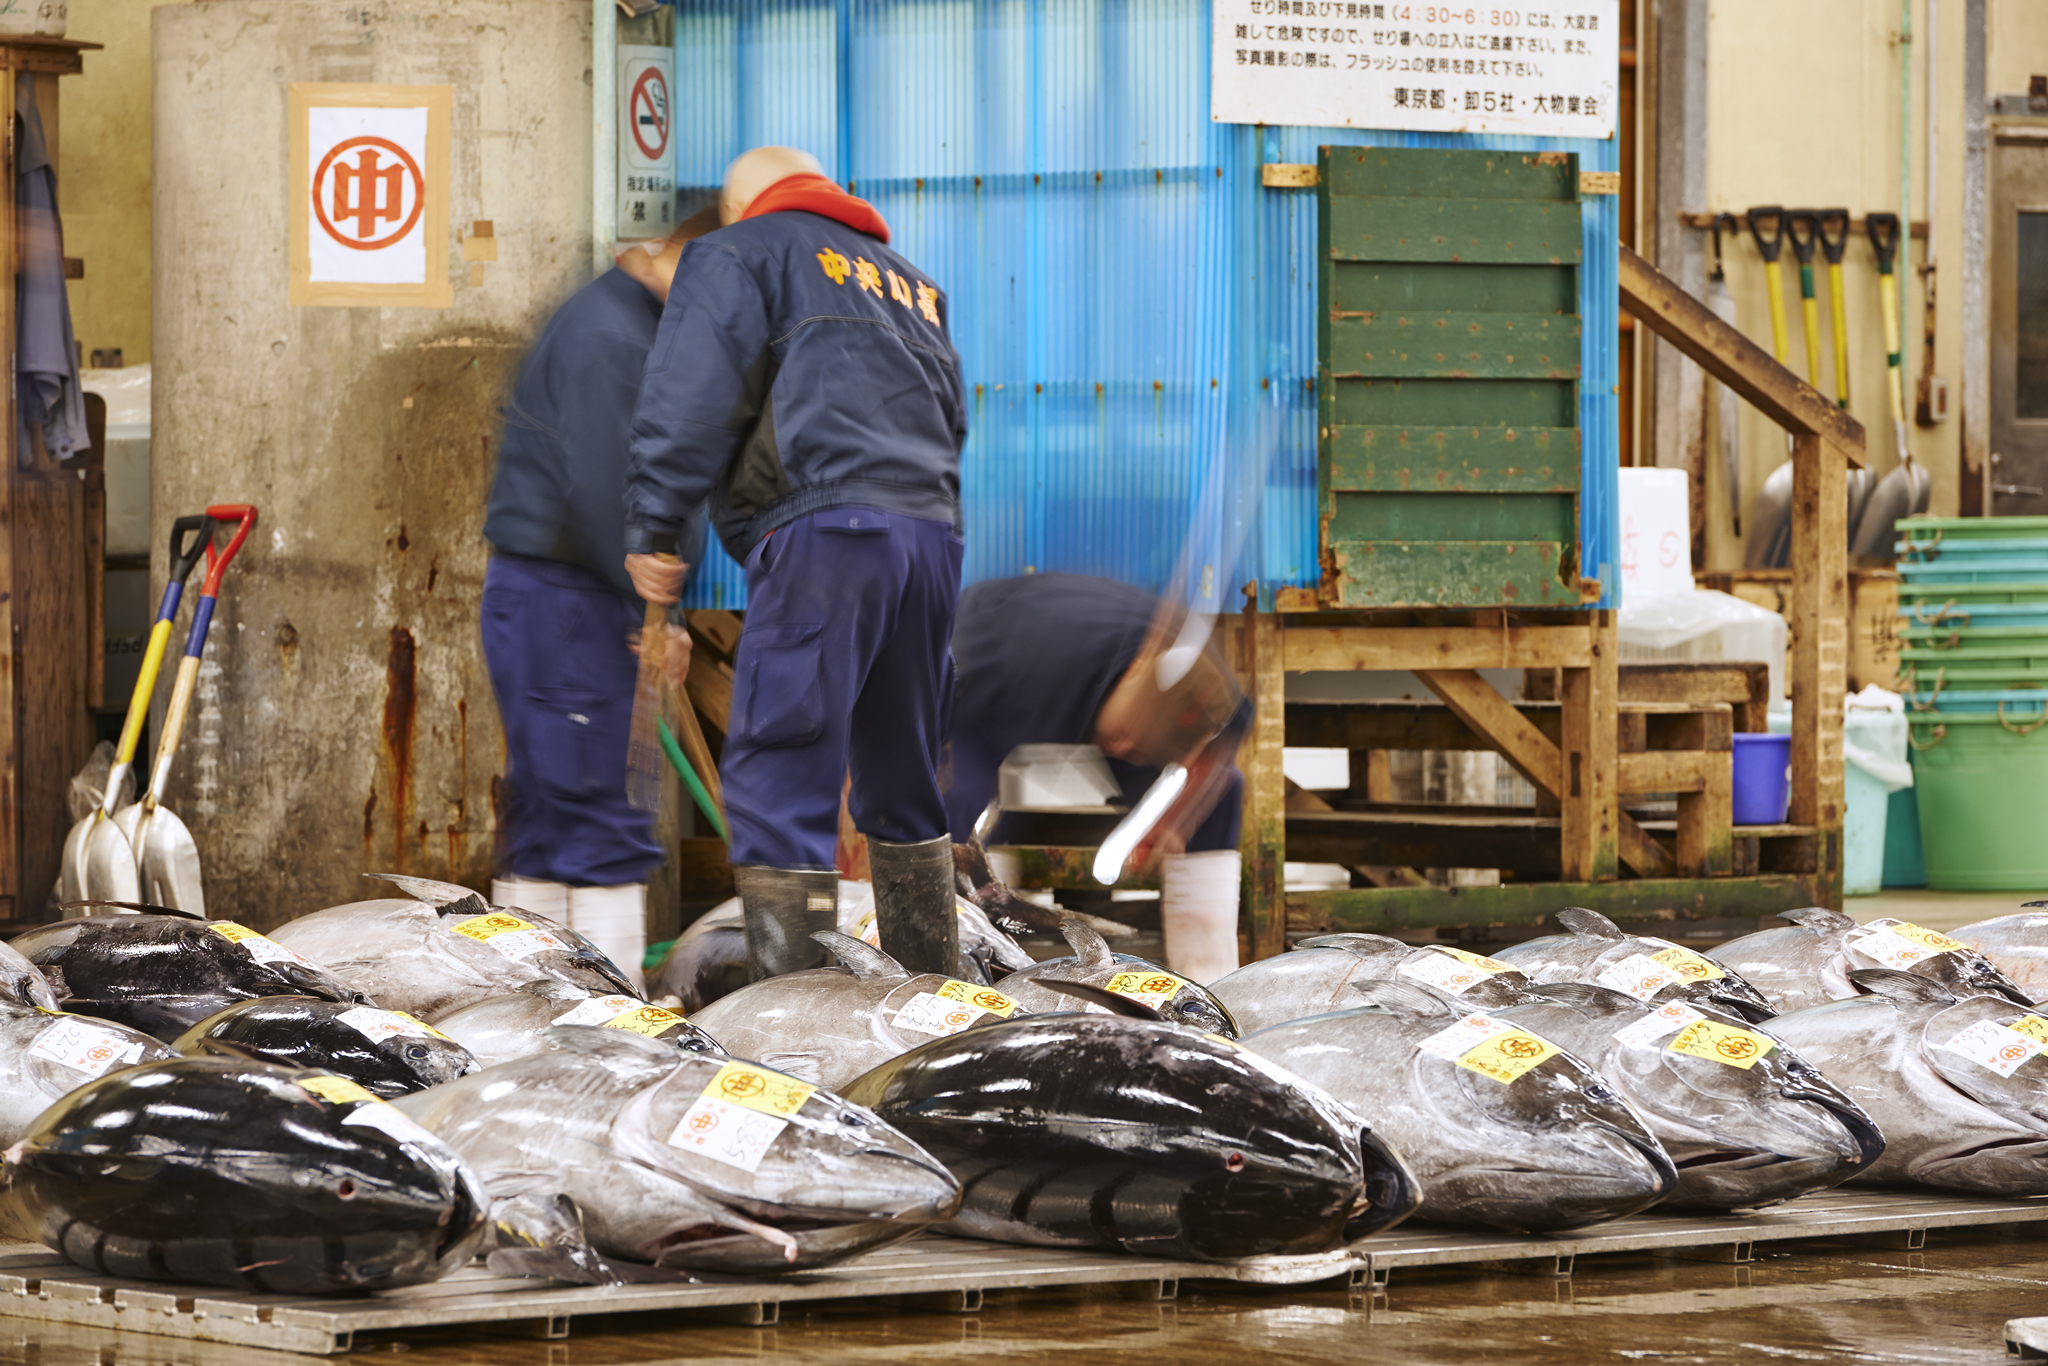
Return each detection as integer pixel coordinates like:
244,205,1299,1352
670,0,1619,611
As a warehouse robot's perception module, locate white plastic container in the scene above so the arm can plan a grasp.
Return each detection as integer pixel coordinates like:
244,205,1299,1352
997,744,1121,810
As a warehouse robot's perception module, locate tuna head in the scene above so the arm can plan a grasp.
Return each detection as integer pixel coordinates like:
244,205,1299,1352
1498,985,1880,1211
4,1057,486,1293
1715,910,2033,1017
1953,910,2048,1003
686,933,1025,1090
1766,970,2048,1196
398,1026,959,1276
841,1013,1412,1260
995,917,1240,1036
1497,909,1776,1021
174,998,480,1097
0,940,57,1012
1244,979,1677,1233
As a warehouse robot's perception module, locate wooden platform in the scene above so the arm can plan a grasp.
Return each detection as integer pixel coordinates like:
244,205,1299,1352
0,1191,2040,1354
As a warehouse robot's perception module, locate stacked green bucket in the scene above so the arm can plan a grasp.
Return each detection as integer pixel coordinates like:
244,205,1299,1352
1897,514,2048,889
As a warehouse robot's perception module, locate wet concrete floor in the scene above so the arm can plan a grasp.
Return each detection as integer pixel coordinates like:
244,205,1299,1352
4,1228,2047,1365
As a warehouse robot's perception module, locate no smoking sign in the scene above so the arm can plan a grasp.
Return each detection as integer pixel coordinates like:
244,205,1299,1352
617,47,675,237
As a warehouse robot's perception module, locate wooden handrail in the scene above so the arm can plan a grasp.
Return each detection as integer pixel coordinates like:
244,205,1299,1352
1619,245,1866,468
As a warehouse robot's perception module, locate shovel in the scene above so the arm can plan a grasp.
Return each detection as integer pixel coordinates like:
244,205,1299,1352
1786,210,1824,390
1816,208,1852,409
114,504,256,913
61,514,216,906
1868,212,1912,465
1706,214,1742,533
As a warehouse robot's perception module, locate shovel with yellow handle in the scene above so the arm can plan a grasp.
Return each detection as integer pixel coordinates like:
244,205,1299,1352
113,504,257,914
61,514,216,906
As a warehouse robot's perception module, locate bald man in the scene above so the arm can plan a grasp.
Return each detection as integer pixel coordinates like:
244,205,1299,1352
624,147,967,980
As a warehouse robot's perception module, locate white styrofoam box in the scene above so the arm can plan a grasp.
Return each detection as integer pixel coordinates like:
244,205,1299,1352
997,744,1121,810
1618,587,1789,700
1618,467,1694,598
1283,747,1350,792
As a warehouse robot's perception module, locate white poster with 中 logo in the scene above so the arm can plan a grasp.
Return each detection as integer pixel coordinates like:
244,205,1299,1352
290,84,453,308
1210,1,1618,140
618,46,675,239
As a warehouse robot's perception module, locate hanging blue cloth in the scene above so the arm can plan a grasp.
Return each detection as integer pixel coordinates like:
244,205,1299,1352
16,72,86,464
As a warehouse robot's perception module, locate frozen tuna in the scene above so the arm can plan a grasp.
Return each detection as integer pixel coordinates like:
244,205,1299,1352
1243,979,1677,1232
1213,935,1543,1033
1764,968,2048,1195
1494,907,1776,1021
5,1056,486,1293
1710,908,2033,1017
174,997,479,1097
0,1006,177,1147
396,1026,959,1278
432,981,722,1069
995,917,1239,1036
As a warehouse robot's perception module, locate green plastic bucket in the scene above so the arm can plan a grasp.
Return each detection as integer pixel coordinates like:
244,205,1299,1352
1908,711,2048,890
1897,514,2048,545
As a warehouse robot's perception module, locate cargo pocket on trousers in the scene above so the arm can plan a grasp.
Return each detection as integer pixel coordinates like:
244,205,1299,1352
527,687,610,797
738,622,826,748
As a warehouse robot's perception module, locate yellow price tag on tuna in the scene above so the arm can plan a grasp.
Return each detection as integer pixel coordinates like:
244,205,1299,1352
702,1061,815,1118
1650,944,1726,982
209,922,263,944
1880,920,1966,954
452,913,537,941
1419,1014,1561,1084
2009,1015,2048,1045
390,1011,452,1040
605,1004,685,1037
1105,971,1186,1005
299,1074,379,1107
937,979,1019,1018
1435,946,1514,974
1668,1019,1777,1070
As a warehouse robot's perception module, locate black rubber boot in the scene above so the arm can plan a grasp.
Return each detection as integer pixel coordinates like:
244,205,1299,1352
734,867,839,980
867,835,959,976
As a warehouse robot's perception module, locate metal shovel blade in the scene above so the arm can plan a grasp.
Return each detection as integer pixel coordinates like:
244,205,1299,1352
133,807,207,916
58,816,96,904
81,817,143,905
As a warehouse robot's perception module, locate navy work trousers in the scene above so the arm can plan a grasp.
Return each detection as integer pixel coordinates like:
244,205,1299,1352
946,743,1244,854
724,507,962,870
480,554,662,886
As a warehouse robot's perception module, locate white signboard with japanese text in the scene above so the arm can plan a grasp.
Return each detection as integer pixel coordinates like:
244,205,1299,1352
618,46,676,239
1211,1,1618,140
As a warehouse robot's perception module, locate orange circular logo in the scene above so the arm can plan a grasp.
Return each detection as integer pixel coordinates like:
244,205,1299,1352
720,1073,766,1099
1675,962,1710,979
1499,1037,1542,1059
484,915,522,931
974,991,1008,1011
1141,976,1177,995
2003,1044,2028,1062
312,136,426,251
1449,973,1477,987
688,1110,719,1133
1716,1036,1759,1060
85,1045,114,1063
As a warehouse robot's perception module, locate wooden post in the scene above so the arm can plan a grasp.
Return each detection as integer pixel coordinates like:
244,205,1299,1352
1788,432,1848,905
1559,611,1619,882
1236,606,1286,961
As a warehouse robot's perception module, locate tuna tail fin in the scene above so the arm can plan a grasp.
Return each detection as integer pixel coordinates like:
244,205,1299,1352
1555,907,1627,941
1848,967,1959,1005
1350,979,1462,1019
1780,906,1859,932
1042,979,1165,1020
813,930,907,981
1529,982,1644,1012
60,899,206,921
484,1192,701,1286
366,873,491,919
1056,915,1116,968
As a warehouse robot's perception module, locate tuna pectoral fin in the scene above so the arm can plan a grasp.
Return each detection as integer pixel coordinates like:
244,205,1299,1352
1350,979,1461,1019
1056,915,1116,968
1043,979,1163,1020
366,872,491,918
1780,906,1859,932
1556,907,1627,941
814,930,907,982
485,1192,696,1286
1849,968,1958,1005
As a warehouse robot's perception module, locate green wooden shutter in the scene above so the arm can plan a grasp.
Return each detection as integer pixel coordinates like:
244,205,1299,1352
1317,146,1584,609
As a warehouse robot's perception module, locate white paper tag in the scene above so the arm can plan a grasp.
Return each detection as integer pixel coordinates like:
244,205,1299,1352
551,994,645,1027
341,1101,442,1148
1417,1013,1518,1063
891,991,990,1038
1398,953,1495,995
478,928,564,961
28,1018,145,1077
336,1006,443,1044
209,922,319,971
1942,1019,2046,1078
1595,953,1683,1002
1847,927,1939,970
1612,1000,1707,1048
667,1097,790,1172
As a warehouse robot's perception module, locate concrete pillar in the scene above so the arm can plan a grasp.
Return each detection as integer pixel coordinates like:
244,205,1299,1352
151,0,593,927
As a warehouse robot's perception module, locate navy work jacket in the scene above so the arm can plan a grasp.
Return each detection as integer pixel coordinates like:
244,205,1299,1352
623,210,966,564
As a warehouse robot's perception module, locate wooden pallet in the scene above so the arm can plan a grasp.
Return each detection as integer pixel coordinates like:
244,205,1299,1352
0,1190,2041,1354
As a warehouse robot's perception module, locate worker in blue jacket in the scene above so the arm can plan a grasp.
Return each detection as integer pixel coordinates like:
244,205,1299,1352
480,207,714,985
624,146,968,979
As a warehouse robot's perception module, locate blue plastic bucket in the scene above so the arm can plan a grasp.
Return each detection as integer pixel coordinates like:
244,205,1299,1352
1731,732,1792,825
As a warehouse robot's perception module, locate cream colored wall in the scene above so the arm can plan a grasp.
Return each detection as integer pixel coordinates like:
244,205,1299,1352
1701,0,1966,570
59,0,168,367
1989,0,2048,96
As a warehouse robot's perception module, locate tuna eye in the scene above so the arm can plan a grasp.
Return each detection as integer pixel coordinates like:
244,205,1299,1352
336,1179,358,1200
1224,1152,1246,1173
406,1046,429,1059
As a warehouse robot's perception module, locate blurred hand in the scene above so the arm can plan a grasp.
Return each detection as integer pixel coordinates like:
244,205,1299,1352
626,554,687,605
627,623,693,692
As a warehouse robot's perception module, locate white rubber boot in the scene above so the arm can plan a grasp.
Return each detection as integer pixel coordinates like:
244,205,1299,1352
1160,850,1242,984
492,876,569,920
567,883,648,991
